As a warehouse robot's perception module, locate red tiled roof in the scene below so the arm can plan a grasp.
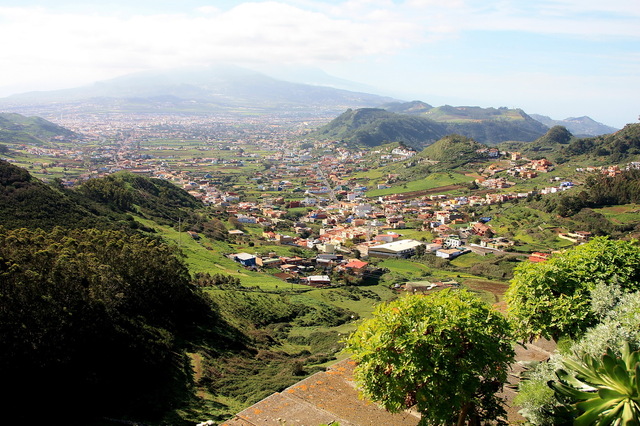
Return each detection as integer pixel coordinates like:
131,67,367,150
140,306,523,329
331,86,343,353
344,260,368,269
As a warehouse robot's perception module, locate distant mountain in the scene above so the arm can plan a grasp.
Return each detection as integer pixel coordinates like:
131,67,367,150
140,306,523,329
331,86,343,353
312,105,548,148
255,65,380,94
0,66,397,117
530,114,618,137
0,112,80,145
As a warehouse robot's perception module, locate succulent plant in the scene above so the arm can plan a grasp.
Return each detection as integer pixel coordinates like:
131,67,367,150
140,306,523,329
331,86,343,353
549,342,640,425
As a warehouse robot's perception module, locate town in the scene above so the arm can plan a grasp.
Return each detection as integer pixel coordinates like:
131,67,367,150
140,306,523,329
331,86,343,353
5,113,638,292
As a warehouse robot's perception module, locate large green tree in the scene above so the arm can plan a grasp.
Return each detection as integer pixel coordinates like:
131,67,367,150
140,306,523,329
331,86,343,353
345,289,514,425
506,237,640,341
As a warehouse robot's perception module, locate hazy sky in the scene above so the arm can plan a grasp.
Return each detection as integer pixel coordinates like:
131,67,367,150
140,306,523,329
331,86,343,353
0,0,638,127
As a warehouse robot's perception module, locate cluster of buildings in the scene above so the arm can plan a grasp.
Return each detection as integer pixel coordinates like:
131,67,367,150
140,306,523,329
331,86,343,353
228,251,373,287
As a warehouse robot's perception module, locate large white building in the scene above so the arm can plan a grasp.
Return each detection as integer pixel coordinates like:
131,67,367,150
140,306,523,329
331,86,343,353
368,239,424,258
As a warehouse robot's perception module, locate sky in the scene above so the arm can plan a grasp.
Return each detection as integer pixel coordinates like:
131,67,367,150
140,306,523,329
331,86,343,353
0,0,638,128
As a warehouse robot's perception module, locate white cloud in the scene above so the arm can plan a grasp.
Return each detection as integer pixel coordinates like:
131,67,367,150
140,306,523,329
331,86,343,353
0,2,421,95
0,0,638,127
195,6,220,15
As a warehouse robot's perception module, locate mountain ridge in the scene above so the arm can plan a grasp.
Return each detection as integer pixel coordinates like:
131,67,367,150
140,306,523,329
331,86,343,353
311,106,549,147
0,66,398,116
0,67,620,133
530,113,618,137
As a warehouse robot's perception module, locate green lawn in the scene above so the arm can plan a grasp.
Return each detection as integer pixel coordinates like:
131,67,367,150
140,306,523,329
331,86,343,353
379,258,432,275
394,228,433,241
450,252,488,268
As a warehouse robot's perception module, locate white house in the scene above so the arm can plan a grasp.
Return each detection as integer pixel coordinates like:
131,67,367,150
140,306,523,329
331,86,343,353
353,204,373,218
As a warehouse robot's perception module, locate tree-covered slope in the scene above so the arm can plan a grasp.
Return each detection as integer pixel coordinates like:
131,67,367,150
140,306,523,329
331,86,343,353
563,123,640,163
498,125,574,160
0,159,116,230
0,226,218,422
499,123,640,164
77,172,202,222
0,160,201,230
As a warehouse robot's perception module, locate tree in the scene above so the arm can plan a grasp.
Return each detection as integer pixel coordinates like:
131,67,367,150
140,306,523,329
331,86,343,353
0,226,214,421
345,289,514,425
506,237,640,342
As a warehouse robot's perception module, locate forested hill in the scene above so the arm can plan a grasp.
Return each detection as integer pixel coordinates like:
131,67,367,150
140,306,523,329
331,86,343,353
441,107,547,145
312,106,548,148
563,123,640,163
311,108,449,148
0,226,222,422
0,112,80,144
0,162,240,422
0,159,112,230
498,125,575,160
77,172,202,222
499,123,640,164
0,160,201,230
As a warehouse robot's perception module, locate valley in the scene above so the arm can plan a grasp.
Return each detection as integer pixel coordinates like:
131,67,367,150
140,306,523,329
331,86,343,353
1,103,639,424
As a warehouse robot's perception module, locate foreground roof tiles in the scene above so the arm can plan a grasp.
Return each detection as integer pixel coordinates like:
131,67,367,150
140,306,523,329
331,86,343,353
221,359,419,426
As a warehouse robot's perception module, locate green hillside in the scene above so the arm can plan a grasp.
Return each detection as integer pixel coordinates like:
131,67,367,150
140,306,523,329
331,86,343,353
312,106,548,148
418,134,486,163
0,159,117,230
0,160,199,230
77,172,202,221
499,122,640,164
498,125,574,160
0,112,80,145
563,122,640,162
311,108,449,148
0,226,223,423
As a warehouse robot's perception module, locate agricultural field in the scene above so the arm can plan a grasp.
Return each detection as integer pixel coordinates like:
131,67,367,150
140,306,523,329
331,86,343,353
594,203,640,225
366,171,472,197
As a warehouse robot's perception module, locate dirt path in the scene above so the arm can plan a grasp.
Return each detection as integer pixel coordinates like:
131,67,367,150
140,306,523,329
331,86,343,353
501,338,556,423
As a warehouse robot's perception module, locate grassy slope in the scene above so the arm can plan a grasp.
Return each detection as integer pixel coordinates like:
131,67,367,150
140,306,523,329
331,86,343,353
136,217,308,289
593,203,640,225
366,171,472,197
